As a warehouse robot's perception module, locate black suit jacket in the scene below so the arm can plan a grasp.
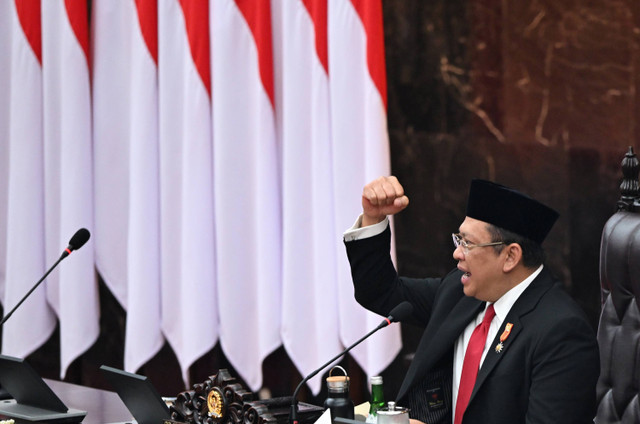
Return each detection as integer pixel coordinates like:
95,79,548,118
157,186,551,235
346,226,599,424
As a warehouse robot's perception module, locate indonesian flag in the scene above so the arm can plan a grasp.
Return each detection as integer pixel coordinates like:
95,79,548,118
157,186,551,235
41,0,99,378
0,0,401,389
92,0,164,374
275,0,342,395
158,0,218,384
1,0,57,360
211,0,282,391
329,0,402,379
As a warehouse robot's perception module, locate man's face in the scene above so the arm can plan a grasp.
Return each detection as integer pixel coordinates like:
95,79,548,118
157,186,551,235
453,217,507,302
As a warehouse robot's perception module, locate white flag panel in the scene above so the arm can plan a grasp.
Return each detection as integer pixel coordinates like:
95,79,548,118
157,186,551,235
92,0,164,375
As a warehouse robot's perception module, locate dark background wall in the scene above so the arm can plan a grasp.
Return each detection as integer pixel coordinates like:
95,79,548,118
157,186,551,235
12,0,633,409
378,0,630,404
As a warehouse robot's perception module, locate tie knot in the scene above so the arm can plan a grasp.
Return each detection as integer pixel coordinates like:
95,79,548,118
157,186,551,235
483,304,496,324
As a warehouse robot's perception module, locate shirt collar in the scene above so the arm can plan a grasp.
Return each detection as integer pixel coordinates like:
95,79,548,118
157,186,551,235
491,264,544,323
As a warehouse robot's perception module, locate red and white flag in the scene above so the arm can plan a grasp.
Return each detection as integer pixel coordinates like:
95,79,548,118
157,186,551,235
211,0,282,391
92,0,164,374
2,0,57,360
0,0,401,388
329,0,402,379
41,0,99,377
275,0,342,395
159,0,217,384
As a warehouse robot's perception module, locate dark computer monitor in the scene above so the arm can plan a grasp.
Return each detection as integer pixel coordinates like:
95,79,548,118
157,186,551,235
100,365,171,424
0,354,86,423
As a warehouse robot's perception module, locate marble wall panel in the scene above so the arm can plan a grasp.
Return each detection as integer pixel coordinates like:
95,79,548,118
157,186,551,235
383,1,637,381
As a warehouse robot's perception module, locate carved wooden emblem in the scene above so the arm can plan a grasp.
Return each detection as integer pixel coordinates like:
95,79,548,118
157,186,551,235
169,369,249,424
168,369,323,424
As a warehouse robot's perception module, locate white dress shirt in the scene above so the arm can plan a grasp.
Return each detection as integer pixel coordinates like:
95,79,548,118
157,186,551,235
450,266,542,420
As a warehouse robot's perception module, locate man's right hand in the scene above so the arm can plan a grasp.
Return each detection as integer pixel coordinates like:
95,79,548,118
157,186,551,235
361,176,409,227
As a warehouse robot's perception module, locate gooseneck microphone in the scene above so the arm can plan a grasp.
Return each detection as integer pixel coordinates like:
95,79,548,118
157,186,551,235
60,228,91,259
0,228,91,327
289,301,413,424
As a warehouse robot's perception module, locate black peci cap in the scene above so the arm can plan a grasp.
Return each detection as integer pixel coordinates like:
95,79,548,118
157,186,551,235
466,179,559,244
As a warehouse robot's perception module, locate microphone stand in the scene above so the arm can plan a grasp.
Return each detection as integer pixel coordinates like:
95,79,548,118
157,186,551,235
0,228,90,327
289,319,391,424
0,253,69,327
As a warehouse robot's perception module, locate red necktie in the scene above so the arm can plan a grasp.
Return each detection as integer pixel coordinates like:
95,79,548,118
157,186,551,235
454,304,496,424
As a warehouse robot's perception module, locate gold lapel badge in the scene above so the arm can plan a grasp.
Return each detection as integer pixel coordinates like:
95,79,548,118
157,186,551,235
495,322,513,353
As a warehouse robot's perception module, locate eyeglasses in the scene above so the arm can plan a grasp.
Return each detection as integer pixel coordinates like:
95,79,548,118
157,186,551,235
452,233,505,255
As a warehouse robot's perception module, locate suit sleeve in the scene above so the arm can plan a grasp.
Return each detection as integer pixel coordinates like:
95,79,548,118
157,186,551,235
345,225,441,327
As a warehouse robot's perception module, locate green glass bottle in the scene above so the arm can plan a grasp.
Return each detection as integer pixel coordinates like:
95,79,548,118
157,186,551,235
366,376,385,424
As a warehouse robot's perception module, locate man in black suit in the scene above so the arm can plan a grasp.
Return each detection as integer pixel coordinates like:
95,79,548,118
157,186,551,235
344,176,599,424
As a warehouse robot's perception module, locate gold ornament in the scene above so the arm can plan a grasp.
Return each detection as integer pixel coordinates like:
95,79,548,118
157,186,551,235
207,388,224,419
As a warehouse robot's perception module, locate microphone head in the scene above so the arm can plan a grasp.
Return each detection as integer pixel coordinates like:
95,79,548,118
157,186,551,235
387,301,413,323
68,228,91,251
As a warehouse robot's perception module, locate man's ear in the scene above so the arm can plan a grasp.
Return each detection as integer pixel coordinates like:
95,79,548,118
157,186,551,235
502,243,523,272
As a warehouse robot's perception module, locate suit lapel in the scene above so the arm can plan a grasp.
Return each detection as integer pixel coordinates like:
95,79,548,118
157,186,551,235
397,295,484,400
470,315,522,398
468,269,555,404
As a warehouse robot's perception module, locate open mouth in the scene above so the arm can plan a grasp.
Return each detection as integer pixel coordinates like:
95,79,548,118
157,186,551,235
461,271,471,284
